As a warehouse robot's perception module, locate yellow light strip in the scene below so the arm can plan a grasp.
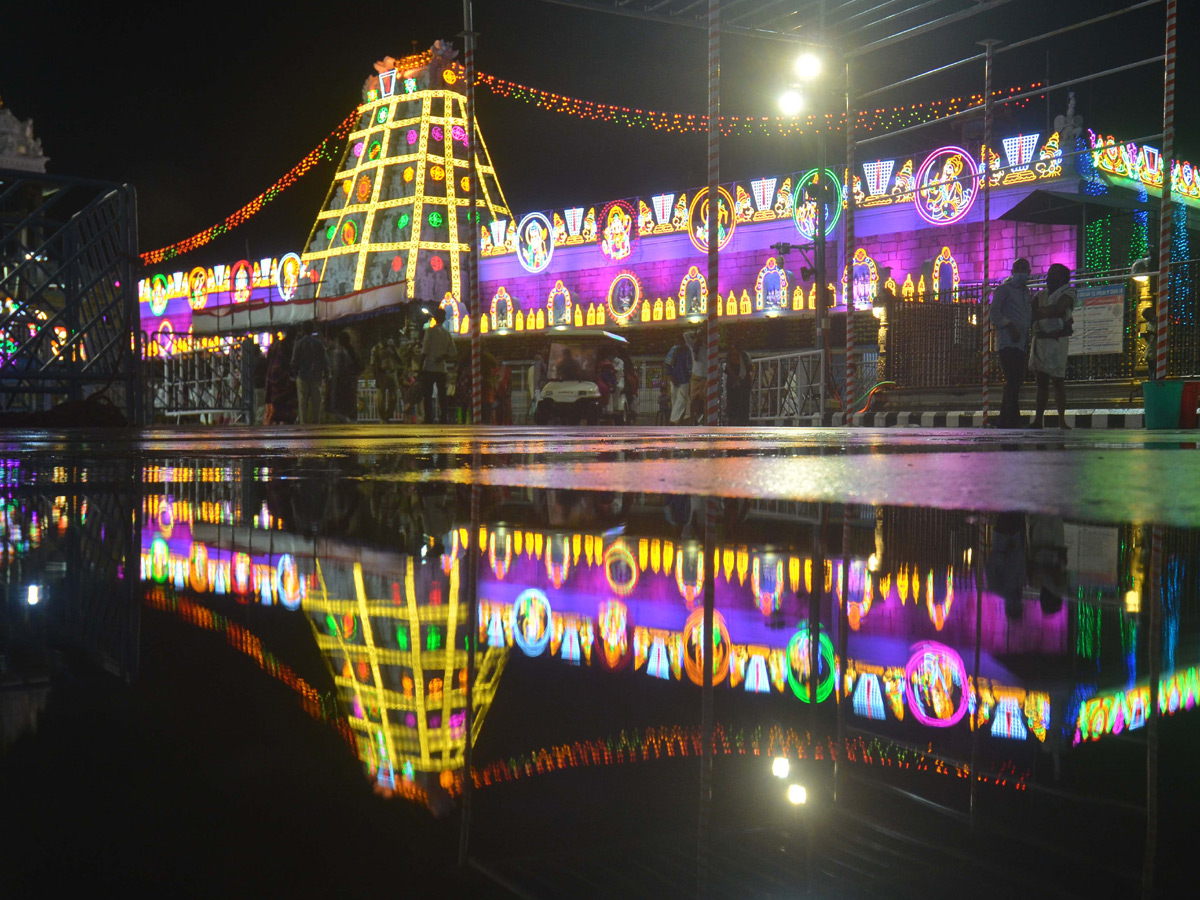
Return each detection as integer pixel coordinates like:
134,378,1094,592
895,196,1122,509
403,557,430,765
354,561,399,779
440,548,460,761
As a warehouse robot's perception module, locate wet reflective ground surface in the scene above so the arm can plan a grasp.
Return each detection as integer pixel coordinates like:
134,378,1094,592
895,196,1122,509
3,426,1199,897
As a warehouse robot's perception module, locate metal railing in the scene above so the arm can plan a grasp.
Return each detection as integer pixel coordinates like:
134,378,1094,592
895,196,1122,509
148,333,247,423
749,349,825,425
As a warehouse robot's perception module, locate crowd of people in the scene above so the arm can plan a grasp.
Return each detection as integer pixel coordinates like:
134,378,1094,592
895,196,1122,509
660,330,753,425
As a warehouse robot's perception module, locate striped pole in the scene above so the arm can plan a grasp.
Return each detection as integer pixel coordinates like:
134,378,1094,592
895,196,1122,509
1143,523,1163,897
704,0,721,428
843,64,855,423
464,0,482,423
981,40,998,425
699,496,717,897
1155,0,1176,381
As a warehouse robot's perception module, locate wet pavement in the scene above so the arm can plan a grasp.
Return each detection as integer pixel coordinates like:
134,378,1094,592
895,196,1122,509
2,426,1198,897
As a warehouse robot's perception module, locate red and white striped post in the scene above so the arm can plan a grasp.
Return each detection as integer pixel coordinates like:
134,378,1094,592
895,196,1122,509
464,0,482,424
843,64,855,423
704,0,721,427
1155,0,1177,381
981,40,998,424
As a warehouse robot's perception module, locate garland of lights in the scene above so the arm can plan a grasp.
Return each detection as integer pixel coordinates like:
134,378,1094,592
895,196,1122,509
467,723,1029,791
140,77,1042,267
140,109,359,266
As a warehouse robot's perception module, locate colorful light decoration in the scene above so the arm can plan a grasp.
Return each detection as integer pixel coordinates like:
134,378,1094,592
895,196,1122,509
547,280,572,326
149,274,169,316
603,539,639,596
675,545,704,607
904,641,968,727
606,272,642,324
229,260,253,304
914,145,979,225
276,252,302,302
786,626,836,703
754,258,789,311
187,267,208,311
678,265,708,315
841,248,879,310
682,607,731,687
597,600,631,670
490,286,515,330
688,186,736,254
512,588,552,656
931,246,960,299
792,168,842,239
276,553,301,610
750,556,784,614
599,200,636,262
516,212,554,273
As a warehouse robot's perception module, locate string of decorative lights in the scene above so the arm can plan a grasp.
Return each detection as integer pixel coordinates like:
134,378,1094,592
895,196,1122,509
140,109,359,266
474,71,1042,137
466,723,1029,792
140,77,1042,266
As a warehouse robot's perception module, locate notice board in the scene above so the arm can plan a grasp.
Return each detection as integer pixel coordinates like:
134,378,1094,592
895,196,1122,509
1069,284,1126,356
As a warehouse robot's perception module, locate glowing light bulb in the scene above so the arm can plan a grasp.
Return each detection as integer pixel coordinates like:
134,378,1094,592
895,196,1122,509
27,585,40,606
779,90,804,117
1125,590,1141,613
787,784,807,805
794,53,822,80
867,553,879,572
772,757,790,779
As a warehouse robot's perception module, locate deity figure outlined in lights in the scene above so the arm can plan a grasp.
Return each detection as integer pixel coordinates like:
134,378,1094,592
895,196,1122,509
932,246,959,299
754,258,789,311
517,212,554,274
599,200,635,262
688,186,735,254
914,146,979,226
841,248,879,310
792,168,843,240
150,274,169,316
606,273,642,325
229,259,254,305
277,252,302,302
188,267,208,311
905,641,969,726
547,280,572,326
786,626,836,703
678,265,708,315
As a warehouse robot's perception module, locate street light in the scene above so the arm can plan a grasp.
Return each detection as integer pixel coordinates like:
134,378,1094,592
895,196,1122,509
787,784,807,805
772,757,790,779
1132,256,1153,283
794,52,822,81
779,89,804,117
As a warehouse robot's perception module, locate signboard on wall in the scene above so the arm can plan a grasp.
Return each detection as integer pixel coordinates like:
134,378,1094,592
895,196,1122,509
1069,284,1126,356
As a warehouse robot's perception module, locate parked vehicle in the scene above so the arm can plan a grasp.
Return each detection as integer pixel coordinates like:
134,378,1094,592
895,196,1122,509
532,330,631,426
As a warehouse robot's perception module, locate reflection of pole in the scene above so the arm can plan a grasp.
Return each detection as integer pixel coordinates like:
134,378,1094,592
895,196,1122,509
980,40,998,425
464,0,481,423
1155,0,1176,381
459,483,480,867
810,504,825,739
843,63,856,421
1143,524,1163,897
699,500,717,898
816,132,829,414
970,520,985,824
704,0,721,427
835,505,851,804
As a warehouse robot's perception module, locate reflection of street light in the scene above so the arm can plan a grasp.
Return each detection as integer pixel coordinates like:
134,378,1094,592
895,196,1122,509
794,52,822,81
779,89,804,117
1132,257,1153,283
787,784,807,805
772,757,790,779
867,553,879,573
27,585,41,606
1125,589,1141,613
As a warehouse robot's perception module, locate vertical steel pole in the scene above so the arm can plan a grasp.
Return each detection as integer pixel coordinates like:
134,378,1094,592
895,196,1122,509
843,63,856,422
464,0,482,422
1155,0,1176,381
459,483,480,867
835,505,851,803
981,40,998,425
705,0,721,427
1143,523,1163,897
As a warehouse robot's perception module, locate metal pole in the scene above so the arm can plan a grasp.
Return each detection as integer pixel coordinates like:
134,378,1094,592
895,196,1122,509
704,0,721,427
816,131,828,416
843,62,856,422
981,40,999,425
835,505,851,803
1143,524,1163,897
458,483,480,867
1154,0,1176,381
464,0,482,422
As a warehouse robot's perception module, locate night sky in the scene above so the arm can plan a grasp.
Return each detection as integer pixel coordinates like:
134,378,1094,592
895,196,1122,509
3,0,1195,265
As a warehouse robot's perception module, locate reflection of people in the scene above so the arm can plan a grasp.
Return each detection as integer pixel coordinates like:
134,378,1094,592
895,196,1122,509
687,331,706,424
990,258,1032,428
239,334,263,425
1027,515,1068,615
1029,263,1076,429
986,512,1027,620
291,329,330,424
664,333,692,425
421,307,457,424
330,331,361,422
264,328,298,424
371,338,401,422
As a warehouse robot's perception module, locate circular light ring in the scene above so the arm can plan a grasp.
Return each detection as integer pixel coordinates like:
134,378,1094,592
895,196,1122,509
276,252,301,302
792,168,842,239
367,140,382,161
188,267,208,310
229,259,253,304
904,641,969,727
443,68,459,85
376,106,390,125
599,200,636,262
429,165,445,182
512,588,553,656
341,220,358,246
603,540,639,596
786,626,836,703
913,145,979,226
428,212,444,228
687,186,736,254
516,212,555,274
356,175,373,203
606,272,642,324
683,607,731,687
325,224,337,241
277,553,301,609
149,274,170,316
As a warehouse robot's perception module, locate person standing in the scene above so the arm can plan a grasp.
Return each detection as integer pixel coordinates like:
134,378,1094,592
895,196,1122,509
664,332,692,425
725,345,753,425
1028,263,1076,429
371,338,401,422
688,331,706,424
238,334,263,426
291,328,330,424
330,331,362,422
420,307,457,424
990,258,1033,428
264,328,298,424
